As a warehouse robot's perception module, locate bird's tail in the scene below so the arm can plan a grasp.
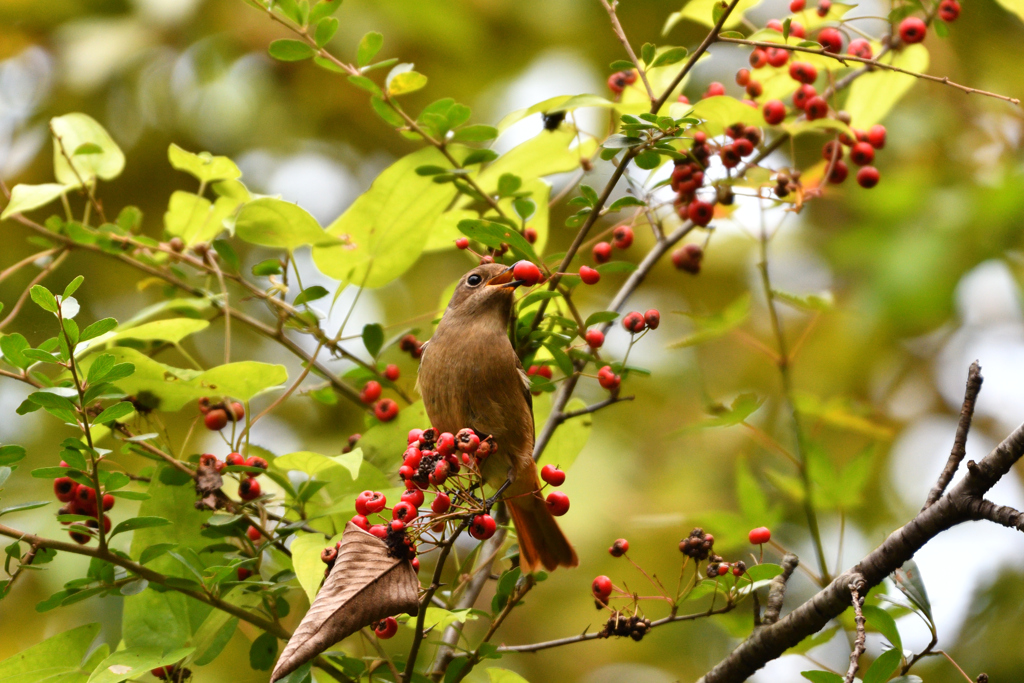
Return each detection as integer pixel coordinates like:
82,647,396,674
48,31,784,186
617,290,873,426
506,467,578,572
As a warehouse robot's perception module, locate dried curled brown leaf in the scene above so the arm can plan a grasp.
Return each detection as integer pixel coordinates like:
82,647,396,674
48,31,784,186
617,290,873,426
194,463,222,511
270,521,420,682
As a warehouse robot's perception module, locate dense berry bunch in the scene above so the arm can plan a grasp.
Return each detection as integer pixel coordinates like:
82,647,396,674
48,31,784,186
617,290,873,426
679,527,715,560
599,612,653,641
198,396,244,431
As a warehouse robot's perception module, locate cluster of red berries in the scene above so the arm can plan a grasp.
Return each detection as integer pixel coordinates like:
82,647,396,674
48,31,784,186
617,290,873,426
207,451,267,501
607,69,638,95
707,559,747,578
399,334,423,360
526,364,552,394
360,379,400,422
591,225,634,265
53,463,114,544
198,397,244,431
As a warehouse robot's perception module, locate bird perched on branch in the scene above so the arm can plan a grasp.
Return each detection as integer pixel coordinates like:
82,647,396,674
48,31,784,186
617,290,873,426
417,263,577,571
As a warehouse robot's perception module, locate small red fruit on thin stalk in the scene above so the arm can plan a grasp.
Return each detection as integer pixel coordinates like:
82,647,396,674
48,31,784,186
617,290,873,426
609,538,629,557
374,399,399,422
384,364,400,381
239,478,261,501
360,380,382,404
749,527,772,544
579,266,601,285
375,616,398,639
585,329,605,349
541,464,566,486
899,17,927,43
545,491,570,516
204,409,228,431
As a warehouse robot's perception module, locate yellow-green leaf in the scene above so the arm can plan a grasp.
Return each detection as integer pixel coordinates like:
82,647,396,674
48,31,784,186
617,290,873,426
843,44,928,127
167,144,241,183
235,197,341,250
51,113,125,186
1,183,70,220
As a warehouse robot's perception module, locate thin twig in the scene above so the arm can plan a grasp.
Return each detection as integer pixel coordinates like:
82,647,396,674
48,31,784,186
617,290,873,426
924,361,983,509
600,0,656,102
844,577,866,683
0,251,69,330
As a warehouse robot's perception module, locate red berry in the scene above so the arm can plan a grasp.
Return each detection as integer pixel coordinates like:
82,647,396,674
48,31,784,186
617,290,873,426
749,48,768,69
899,17,926,43
609,538,629,557
228,402,244,421
350,514,369,531
389,519,405,533
822,140,844,162
748,527,772,544
401,489,424,508
790,21,806,38
455,237,469,249
247,525,262,542
374,399,399,422
622,311,646,334
545,491,570,516
592,575,613,599
805,96,828,120
847,38,873,60
197,397,211,414
938,0,960,21
239,478,261,501
199,453,218,469
369,524,387,539
867,124,886,149
734,138,754,157
828,160,849,184
622,70,638,85
672,244,703,274
592,242,612,264
76,485,97,510
204,409,228,431
817,0,832,15
428,459,449,486
226,452,246,467
70,530,90,544
375,616,398,639
384,364,400,382
237,567,253,581
585,328,605,349
612,225,634,250
527,365,553,380
245,456,268,472
102,494,114,511
360,380,382,404
817,27,842,53
579,266,600,285
151,667,174,680
745,80,763,98
643,309,660,330
735,68,751,86
704,81,726,98
541,464,566,486
763,99,786,125
856,166,880,188
470,513,497,540
688,200,714,227
766,19,784,32
607,72,627,94
793,84,816,111
411,557,420,572
788,61,817,85
54,477,77,502
431,492,451,514
597,366,621,391
790,0,805,9
512,260,543,286
677,94,690,104
766,47,789,68
524,227,538,244
359,490,387,515
850,141,875,166
392,501,418,522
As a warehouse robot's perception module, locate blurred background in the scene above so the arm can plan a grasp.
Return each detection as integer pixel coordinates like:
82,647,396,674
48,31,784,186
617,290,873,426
2,0,1024,681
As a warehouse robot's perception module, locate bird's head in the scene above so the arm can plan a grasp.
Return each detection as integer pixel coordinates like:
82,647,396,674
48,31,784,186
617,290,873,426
443,263,524,326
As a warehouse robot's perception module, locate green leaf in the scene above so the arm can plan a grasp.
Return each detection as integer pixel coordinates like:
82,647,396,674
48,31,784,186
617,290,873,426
309,0,342,23
608,196,646,211
668,294,751,348
313,146,463,287
0,445,26,466
584,311,619,328
348,75,382,95
0,623,100,679
253,258,283,277
93,401,135,425
497,94,616,131
844,44,928,127
235,197,340,250
80,317,117,342
110,516,171,538
892,559,932,621
388,70,428,96
27,390,76,413
74,142,102,155
357,31,384,66
86,646,195,683
863,648,903,683
800,672,843,683
451,124,499,142
744,563,783,582
250,632,279,671
294,285,330,306
409,607,479,632
292,532,334,604
1,183,70,220
1,333,31,369
51,113,125,185
81,347,287,411
167,144,241,183
106,318,209,345
314,16,339,47
862,605,903,651
63,275,84,300
362,323,385,357
269,39,315,61
457,219,538,263
30,285,58,313
651,46,688,67
533,393,590,471
663,0,761,31
163,191,240,246
487,669,530,683
0,501,50,518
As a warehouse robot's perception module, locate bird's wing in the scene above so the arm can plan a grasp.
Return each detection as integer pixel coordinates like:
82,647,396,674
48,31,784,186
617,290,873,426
513,353,533,426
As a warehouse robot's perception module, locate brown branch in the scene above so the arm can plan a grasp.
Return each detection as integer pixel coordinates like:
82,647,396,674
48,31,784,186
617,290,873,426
924,361,983,509
760,553,798,626
696,410,1024,683
716,37,1020,106
844,576,866,683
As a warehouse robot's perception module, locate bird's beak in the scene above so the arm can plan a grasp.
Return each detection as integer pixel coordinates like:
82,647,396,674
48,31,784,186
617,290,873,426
486,267,525,288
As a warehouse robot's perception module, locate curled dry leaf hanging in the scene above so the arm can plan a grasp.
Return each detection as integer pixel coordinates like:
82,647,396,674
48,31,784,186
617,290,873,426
270,521,420,682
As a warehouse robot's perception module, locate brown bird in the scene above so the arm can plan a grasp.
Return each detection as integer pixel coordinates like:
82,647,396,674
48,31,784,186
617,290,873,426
417,263,577,571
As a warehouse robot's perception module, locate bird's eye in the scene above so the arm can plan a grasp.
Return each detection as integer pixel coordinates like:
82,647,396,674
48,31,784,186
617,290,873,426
467,274,483,286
